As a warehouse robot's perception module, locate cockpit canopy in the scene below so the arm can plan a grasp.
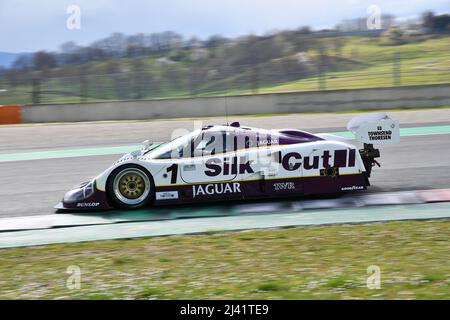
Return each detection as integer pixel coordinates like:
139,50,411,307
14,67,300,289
147,124,323,159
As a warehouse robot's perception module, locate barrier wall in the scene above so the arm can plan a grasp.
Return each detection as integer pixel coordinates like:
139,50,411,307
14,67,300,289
12,83,450,123
0,105,22,124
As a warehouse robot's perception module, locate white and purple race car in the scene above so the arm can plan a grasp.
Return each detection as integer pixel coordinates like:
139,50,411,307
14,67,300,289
55,113,399,211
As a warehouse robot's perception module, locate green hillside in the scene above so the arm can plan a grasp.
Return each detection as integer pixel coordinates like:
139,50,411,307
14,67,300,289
0,35,449,105
242,36,450,94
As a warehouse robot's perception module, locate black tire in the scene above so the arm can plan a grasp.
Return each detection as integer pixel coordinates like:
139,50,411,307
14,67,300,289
106,164,155,209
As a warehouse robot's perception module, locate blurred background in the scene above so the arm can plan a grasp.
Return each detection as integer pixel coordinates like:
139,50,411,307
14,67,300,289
0,1,449,300
0,0,448,105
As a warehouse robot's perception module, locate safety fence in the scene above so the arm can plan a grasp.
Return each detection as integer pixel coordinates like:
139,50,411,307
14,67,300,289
1,51,449,105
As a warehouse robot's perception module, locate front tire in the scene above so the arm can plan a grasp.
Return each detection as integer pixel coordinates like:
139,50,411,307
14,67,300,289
107,164,154,209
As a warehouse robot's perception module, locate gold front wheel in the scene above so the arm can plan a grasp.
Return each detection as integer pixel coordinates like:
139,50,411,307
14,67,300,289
112,167,152,207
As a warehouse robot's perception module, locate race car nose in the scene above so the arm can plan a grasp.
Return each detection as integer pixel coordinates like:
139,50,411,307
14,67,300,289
63,180,95,203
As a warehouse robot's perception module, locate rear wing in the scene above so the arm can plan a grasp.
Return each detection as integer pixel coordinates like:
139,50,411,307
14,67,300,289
347,112,400,145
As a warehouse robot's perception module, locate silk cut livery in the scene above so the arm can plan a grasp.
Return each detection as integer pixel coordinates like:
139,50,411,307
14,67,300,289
55,113,399,211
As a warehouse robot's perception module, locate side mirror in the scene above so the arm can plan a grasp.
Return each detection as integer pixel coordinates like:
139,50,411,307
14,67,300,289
142,140,152,150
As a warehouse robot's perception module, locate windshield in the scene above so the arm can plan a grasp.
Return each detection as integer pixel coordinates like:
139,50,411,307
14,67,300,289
146,126,279,159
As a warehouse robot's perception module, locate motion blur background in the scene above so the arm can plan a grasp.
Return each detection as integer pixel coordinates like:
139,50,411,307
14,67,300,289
0,1,450,300
0,0,449,106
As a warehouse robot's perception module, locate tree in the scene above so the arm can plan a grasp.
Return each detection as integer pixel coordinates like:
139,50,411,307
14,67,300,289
422,11,450,33
60,41,82,64
333,37,345,56
12,55,32,71
91,33,127,57
297,26,312,34
82,47,105,62
33,51,57,71
387,27,405,45
204,35,227,49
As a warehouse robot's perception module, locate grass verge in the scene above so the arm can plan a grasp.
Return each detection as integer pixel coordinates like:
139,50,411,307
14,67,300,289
0,220,448,299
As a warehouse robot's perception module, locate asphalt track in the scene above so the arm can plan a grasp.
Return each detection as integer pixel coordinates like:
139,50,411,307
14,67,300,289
1,110,450,218
1,202,450,248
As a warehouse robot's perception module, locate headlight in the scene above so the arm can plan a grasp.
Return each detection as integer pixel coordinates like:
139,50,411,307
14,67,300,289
64,180,95,203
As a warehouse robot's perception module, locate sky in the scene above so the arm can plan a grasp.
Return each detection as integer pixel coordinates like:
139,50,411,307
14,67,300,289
0,0,448,52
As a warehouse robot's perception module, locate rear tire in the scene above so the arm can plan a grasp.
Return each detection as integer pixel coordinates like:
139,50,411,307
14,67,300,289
107,164,154,209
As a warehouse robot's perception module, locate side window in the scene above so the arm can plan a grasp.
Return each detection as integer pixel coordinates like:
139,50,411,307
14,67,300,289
195,132,220,157
223,131,237,153
234,129,258,150
189,131,224,157
189,130,237,157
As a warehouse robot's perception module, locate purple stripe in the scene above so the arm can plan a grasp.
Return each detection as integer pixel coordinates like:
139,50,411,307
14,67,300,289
155,174,367,205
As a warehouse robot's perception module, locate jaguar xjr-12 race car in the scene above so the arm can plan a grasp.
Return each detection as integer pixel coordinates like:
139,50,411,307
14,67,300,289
55,113,399,211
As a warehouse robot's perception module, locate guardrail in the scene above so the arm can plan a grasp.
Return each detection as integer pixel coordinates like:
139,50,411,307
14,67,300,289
1,50,449,105
20,83,450,123
2,83,450,124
